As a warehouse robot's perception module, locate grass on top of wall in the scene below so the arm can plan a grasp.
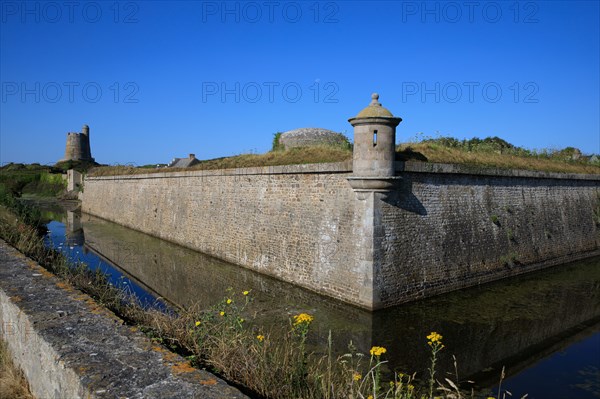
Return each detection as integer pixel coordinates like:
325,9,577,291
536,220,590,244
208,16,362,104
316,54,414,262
88,146,353,177
397,141,600,175
87,136,600,177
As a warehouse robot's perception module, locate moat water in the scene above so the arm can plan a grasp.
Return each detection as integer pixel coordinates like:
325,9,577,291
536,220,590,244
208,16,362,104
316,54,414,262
40,203,600,399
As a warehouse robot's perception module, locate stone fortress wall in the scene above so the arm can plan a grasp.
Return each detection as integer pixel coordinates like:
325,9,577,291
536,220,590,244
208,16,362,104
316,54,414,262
81,95,600,310
377,163,599,307
81,162,600,310
82,163,364,305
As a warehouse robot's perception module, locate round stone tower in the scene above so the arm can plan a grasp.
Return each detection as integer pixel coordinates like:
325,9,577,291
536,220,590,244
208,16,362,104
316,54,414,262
347,93,402,190
60,124,94,163
80,124,92,161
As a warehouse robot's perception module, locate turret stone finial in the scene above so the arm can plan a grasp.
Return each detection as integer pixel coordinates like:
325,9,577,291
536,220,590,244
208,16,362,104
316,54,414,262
351,93,396,119
371,93,380,105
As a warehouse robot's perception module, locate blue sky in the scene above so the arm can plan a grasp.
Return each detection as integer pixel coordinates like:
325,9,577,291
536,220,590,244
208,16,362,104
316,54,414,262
1,0,599,165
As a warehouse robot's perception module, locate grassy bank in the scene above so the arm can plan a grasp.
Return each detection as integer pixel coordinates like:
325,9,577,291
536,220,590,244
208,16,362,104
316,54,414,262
0,199,520,398
398,137,599,174
0,163,66,199
0,340,34,399
88,136,599,177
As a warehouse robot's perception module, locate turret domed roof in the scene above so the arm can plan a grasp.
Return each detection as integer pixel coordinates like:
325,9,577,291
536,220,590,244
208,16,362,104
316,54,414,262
354,93,395,118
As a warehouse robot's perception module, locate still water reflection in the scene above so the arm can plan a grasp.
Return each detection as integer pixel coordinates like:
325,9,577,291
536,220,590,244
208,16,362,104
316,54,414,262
42,204,600,398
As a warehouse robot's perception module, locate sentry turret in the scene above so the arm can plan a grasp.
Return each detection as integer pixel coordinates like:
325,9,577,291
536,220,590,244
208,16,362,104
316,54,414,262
347,93,402,191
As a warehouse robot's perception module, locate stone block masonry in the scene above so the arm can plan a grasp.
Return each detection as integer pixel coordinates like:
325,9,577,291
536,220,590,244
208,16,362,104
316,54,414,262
81,161,600,310
82,162,368,306
378,162,600,307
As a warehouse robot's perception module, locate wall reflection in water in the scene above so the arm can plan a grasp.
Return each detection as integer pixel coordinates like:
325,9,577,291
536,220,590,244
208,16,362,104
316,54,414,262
61,209,599,395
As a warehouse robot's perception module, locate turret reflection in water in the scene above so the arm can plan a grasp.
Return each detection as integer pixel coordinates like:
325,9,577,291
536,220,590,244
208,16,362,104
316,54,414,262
46,207,600,398
66,210,84,246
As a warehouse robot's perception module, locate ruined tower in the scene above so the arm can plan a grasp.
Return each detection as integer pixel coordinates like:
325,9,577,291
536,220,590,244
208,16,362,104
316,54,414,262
61,124,94,162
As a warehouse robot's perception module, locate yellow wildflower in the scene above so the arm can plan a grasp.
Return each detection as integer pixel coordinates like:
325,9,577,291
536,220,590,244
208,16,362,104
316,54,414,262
256,334,265,342
195,321,201,327
370,346,387,357
243,290,250,295
220,311,225,316
293,313,314,326
408,384,414,391
427,332,443,343
367,396,373,399
226,298,232,305
239,318,245,323
352,372,361,381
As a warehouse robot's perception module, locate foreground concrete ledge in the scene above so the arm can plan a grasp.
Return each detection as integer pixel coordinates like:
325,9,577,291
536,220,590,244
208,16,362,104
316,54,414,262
0,239,247,399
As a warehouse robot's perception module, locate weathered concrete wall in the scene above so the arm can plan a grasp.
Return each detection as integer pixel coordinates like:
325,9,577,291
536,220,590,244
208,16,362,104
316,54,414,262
81,161,600,309
0,239,246,399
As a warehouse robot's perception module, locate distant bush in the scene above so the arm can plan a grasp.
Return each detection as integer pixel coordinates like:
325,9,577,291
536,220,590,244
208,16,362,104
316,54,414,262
21,173,66,197
272,132,284,152
422,136,518,153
